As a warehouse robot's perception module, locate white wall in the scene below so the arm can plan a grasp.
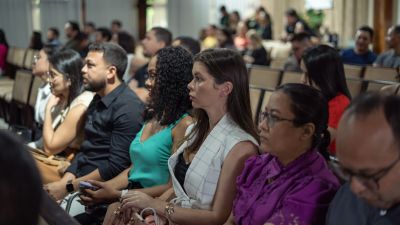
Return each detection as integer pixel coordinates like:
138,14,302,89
40,0,81,44
0,0,33,48
86,0,138,40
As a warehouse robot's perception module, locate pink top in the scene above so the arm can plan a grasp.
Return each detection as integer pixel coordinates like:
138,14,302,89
234,36,249,51
0,44,8,71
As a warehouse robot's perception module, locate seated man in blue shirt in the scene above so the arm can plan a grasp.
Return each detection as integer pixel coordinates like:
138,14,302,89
326,93,400,225
44,43,144,201
341,26,377,66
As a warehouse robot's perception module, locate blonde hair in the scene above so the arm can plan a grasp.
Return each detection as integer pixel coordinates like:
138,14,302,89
246,29,263,48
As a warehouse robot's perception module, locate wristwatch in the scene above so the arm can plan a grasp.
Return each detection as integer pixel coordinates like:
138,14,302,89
66,180,74,193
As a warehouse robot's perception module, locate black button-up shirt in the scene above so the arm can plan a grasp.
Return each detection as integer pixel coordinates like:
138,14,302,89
66,84,144,180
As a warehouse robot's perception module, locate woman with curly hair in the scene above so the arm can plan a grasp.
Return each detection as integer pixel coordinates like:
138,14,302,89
77,46,193,223
116,48,259,225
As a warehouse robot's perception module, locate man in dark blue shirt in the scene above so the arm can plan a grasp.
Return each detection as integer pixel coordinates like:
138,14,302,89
341,26,377,65
326,93,400,225
45,43,144,200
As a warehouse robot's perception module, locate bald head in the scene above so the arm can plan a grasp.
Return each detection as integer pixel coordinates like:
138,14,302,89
336,92,400,209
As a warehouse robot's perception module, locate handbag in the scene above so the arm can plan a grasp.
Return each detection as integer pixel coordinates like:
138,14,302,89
103,201,167,225
28,146,72,183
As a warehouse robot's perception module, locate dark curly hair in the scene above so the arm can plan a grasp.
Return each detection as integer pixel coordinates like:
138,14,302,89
145,46,193,125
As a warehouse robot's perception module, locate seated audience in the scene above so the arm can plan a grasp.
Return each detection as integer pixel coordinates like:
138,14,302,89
64,21,81,51
202,25,218,49
374,25,400,68
172,36,201,55
79,46,193,224
341,26,377,65
0,130,42,225
282,8,314,42
111,19,122,34
44,43,144,203
326,92,400,225
234,22,249,51
114,31,136,83
229,11,241,35
226,83,340,225
133,27,172,88
95,27,112,44
30,49,94,184
284,32,312,72
257,11,273,40
30,31,44,50
83,22,96,43
216,28,235,49
31,45,58,137
243,30,269,66
46,27,62,47
117,48,259,225
301,45,351,155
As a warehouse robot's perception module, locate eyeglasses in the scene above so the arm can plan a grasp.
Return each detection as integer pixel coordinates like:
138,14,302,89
259,111,295,128
331,155,400,190
46,70,65,80
33,54,41,63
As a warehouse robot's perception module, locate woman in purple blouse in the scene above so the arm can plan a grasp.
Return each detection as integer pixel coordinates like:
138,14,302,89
225,83,340,225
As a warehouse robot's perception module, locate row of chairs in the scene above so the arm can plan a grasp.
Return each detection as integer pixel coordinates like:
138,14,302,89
1,47,43,139
248,65,399,122
5,47,38,74
0,69,44,130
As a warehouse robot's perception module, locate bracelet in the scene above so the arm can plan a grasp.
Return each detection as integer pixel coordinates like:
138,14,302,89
164,202,175,219
120,189,128,201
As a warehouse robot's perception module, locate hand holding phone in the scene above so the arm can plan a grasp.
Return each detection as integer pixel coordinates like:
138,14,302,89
79,181,100,191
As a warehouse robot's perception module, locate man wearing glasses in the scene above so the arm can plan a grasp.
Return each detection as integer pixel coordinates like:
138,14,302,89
326,92,400,225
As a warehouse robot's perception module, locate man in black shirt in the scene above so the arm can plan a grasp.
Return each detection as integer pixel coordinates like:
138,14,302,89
45,43,144,201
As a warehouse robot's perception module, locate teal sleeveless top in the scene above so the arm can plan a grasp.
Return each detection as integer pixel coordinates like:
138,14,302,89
128,114,188,187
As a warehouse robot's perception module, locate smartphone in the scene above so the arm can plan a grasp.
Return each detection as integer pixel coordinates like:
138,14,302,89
79,181,100,191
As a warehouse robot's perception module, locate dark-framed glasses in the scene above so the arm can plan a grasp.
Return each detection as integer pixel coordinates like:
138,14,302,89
258,111,295,128
330,155,400,190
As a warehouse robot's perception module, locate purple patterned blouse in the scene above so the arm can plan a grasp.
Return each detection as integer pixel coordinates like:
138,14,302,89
233,150,340,225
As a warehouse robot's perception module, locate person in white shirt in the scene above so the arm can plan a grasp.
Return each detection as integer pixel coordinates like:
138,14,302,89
32,44,58,125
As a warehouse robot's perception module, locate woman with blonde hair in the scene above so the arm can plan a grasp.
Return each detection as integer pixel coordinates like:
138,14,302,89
243,30,269,66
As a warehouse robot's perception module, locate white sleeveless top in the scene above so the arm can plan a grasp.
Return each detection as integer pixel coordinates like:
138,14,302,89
168,114,258,210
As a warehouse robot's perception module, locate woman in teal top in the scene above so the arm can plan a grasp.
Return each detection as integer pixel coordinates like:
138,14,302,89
128,112,188,188
79,46,193,204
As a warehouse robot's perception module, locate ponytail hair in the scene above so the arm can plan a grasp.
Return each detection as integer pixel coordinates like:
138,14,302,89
276,83,330,159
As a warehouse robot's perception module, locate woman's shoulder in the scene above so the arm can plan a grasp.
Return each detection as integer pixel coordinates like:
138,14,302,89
328,93,350,114
172,115,194,134
223,116,258,145
330,94,350,105
70,91,95,108
295,153,340,190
